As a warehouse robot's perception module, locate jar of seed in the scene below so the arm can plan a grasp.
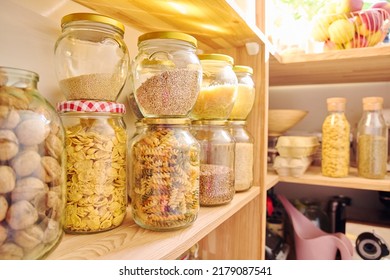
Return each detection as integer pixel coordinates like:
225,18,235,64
132,31,202,118
191,120,235,206
57,101,127,233
190,54,238,120
130,118,200,231
54,13,130,101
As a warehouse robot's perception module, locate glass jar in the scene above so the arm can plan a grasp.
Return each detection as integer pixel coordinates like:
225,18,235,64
190,54,238,120
191,120,235,206
229,120,254,192
57,101,127,233
229,65,255,120
132,31,202,118
322,97,350,178
0,67,65,260
54,13,129,101
357,97,388,179
130,118,200,231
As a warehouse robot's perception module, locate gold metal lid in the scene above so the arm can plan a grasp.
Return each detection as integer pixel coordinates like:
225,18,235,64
138,31,197,47
198,54,234,65
142,118,191,125
191,120,228,125
61,13,125,34
233,65,253,74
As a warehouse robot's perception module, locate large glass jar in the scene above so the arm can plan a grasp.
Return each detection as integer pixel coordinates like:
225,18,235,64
57,101,127,233
54,13,129,101
322,97,350,178
229,65,255,120
130,118,200,231
357,97,388,179
229,120,254,192
0,67,65,259
190,54,238,120
191,120,235,206
132,31,202,118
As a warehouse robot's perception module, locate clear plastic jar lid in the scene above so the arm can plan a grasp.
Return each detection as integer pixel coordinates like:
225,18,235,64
233,65,253,74
198,54,234,65
57,100,126,113
61,13,125,34
138,31,197,47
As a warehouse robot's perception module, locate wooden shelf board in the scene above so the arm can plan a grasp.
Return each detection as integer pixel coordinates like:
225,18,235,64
266,173,279,190
47,187,260,260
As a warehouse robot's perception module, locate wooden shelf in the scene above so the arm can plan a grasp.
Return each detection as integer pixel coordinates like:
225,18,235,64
269,45,390,86
47,187,260,260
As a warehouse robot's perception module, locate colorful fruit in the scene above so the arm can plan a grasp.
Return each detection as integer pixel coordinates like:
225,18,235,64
335,0,364,14
371,1,390,20
328,18,355,44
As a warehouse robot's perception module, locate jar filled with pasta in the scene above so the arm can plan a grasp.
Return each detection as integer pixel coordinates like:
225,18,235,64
130,118,200,231
322,97,350,178
191,120,235,206
132,31,202,118
229,65,255,120
357,97,388,179
229,120,254,192
190,54,238,120
0,67,65,260
57,101,127,233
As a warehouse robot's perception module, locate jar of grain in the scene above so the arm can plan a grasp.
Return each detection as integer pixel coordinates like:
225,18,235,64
57,101,127,233
191,120,235,206
130,118,200,231
0,67,65,260
54,13,129,101
229,120,254,192
132,31,202,118
229,65,255,120
357,97,388,179
322,97,350,178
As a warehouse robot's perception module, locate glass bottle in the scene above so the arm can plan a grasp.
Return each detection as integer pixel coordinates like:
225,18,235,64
229,120,254,192
191,120,235,206
0,66,65,259
54,13,129,101
322,97,350,177
130,118,200,231
57,100,128,233
357,97,388,179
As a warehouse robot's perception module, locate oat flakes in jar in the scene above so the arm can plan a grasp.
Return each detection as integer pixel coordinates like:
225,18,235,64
190,54,238,120
132,31,202,118
130,118,200,231
0,67,65,260
54,13,129,101
57,101,127,233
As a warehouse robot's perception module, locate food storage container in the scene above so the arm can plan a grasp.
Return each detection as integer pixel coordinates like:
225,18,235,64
229,65,255,120
191,120,235,206
273,156,313,177
132,31,202,118
54,13,129,101
57,100,127,233
130,118,200,231
0,66,65,259
190,54,238,120
276,136,319,158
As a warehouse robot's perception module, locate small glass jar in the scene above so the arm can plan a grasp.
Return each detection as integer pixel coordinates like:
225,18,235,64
54,13,129,101
130,118,200,231
229,120,254,192
191,120,235,206
357,97,388,179
190,54,238,120
0,67,65,260
132,31,202,118
229,65,255,120
57,101,127,233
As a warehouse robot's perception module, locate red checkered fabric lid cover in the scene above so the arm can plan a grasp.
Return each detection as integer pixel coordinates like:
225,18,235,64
57,100,126,113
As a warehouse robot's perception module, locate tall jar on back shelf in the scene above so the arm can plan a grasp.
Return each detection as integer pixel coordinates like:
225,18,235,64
357,97,388,179
322,97,350,178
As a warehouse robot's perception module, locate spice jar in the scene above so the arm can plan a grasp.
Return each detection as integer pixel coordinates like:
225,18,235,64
322,97,350,178
0,66,65,259
57,101,127,233
130,118,200,231
357,97,388,179
191,120,235,206
229,65,255,120
229,120,254,192
54,13,129,101
132,31,202,118
190,54,238,120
